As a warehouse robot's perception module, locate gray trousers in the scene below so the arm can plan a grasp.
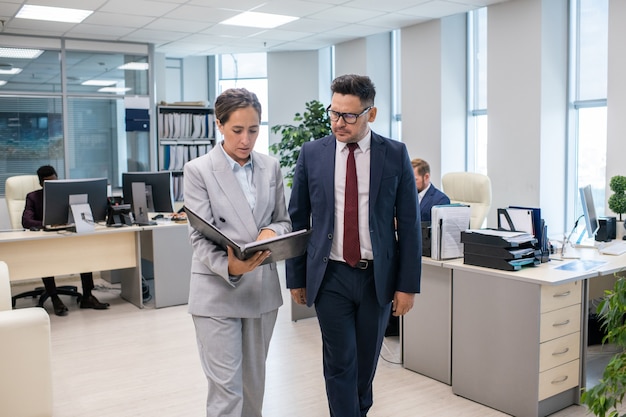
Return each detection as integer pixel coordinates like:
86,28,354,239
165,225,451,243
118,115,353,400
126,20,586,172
192,310,278,417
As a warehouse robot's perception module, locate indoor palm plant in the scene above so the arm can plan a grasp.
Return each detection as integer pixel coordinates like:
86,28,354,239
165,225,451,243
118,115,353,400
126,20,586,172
581,272,626,417
269,99,331,187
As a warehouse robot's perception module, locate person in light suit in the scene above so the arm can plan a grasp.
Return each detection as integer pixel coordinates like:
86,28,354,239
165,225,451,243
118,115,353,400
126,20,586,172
287,74,422,417
183,88,291,417
413,158,450,222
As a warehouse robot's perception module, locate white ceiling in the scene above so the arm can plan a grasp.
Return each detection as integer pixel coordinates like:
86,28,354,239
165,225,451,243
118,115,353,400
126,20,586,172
0,0,509,57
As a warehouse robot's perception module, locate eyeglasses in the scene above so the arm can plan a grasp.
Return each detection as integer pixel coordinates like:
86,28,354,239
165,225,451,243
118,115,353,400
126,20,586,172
326,106,372,124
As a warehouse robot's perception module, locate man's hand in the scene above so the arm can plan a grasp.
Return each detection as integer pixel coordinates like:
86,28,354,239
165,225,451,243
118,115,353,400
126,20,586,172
290,288,307,305
391,291,415,316
227,246,270,276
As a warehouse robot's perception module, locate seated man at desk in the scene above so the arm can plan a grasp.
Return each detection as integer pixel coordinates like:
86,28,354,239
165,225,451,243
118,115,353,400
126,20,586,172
21,165,110,316
413,158,450,222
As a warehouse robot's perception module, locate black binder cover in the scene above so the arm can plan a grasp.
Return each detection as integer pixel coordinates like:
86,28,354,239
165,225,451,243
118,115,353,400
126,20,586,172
185,206,312,265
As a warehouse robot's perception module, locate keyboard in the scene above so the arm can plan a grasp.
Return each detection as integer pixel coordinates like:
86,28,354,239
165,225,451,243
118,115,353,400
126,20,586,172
599,240,626,256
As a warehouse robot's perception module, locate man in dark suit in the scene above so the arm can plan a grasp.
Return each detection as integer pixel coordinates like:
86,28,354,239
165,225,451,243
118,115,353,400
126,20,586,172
287,74,421,417
413,158,450,222
22,165,109,316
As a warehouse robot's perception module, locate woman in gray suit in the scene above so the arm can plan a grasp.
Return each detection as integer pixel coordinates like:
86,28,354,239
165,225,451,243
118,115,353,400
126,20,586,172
183,88,291,417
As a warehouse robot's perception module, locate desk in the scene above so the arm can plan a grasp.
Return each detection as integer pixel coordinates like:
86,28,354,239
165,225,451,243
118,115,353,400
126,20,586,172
0,222,193,309
0,227,143,307
403,248,626,417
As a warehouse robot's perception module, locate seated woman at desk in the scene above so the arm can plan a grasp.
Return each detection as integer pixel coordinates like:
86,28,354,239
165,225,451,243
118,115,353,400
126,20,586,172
21,165,110,316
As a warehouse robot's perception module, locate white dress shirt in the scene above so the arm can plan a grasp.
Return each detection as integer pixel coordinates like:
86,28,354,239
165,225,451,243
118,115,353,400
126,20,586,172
330,131,374,262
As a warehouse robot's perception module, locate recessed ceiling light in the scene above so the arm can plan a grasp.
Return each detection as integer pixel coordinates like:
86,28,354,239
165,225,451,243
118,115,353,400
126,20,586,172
82,80,117,86
0,48,44,59
16,5,93,23
118,62,149,71
220,11,298,29
98,87,132,93
0,81,7,86
0,68,22,75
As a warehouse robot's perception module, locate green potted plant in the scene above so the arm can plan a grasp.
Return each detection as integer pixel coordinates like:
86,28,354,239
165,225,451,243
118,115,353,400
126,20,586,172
608,175,626,222
608,175,626,240
269,100,331,187
580,272,626,417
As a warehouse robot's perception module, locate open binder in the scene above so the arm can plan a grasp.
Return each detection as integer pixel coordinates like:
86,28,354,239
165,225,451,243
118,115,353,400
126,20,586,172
431,204,471,260
185,206,312,265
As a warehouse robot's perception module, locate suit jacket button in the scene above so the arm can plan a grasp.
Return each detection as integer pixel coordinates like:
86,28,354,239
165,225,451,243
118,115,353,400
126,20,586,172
323,257,328,263
327,233,333,239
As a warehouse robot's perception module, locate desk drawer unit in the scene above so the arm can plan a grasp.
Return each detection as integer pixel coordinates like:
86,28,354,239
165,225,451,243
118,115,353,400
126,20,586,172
452,270,584,417
538,283,582,402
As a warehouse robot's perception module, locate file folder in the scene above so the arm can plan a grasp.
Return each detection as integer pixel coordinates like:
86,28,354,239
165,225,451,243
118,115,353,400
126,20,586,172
431,204,471,260
185,206,312,265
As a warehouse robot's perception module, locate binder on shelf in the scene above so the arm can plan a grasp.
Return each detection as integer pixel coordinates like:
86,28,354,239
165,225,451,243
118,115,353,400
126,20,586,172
185,206,312,265
431,204,471,260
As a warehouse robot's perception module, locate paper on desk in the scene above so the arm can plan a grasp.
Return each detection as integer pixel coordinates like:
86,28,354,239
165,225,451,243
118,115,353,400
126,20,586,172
498,208,534,234
431,204,471,260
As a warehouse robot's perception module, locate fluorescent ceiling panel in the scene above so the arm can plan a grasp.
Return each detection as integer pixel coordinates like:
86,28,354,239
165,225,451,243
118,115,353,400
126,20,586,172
220,11,298,29
82,80,118,86
118,62,149,70
0,48,44,59
16,5,93,23
0,68,22,75
98,87,132,93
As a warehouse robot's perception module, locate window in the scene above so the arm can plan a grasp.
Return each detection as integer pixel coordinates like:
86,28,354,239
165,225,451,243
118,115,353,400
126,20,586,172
218,53,269,155
467,8,488,175
0,40,150,195
568,0,608,219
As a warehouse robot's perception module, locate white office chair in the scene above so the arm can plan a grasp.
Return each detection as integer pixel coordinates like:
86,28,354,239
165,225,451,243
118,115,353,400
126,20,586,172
4,175,81,307
5,175,41,230
0,261,54,417
442,172,492,229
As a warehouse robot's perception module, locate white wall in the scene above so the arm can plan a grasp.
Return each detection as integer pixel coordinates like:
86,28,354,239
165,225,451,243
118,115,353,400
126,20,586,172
606,0,626,218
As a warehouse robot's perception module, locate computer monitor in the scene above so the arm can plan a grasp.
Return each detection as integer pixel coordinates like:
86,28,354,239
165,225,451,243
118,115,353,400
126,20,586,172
579,184,600,239
122,171,174,217
43,178,108,228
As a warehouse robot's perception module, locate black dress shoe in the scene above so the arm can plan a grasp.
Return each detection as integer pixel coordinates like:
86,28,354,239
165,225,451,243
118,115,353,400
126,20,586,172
80,295,110,310
51,295,69,316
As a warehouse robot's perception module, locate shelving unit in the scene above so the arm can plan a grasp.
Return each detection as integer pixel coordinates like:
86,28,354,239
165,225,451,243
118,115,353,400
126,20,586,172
157,104,216,202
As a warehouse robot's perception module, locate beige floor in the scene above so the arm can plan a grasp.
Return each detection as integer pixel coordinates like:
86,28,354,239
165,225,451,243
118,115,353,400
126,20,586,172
9,273,619,417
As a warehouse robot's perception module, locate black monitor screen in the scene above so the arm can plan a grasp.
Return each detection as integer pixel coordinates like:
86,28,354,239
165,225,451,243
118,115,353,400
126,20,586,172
122,171,174,213
579,184,600,239
43,178,108,227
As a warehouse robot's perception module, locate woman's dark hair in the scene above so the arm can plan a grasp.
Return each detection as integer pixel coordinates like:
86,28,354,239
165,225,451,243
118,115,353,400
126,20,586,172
214,88,262,125
330,74,376,107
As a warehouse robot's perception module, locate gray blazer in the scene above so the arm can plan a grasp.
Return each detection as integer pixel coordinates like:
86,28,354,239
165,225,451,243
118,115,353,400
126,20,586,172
183,145,291,318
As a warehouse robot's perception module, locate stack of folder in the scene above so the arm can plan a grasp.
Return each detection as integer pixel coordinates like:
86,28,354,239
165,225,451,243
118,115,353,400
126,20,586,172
461,229,541,271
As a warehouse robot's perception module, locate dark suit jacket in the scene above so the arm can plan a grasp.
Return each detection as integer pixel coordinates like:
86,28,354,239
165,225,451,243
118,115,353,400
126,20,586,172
286,132,422,307
420,184,450,222
22,189,44,229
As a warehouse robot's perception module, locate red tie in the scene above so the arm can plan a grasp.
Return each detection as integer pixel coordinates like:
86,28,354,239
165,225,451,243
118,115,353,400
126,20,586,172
344,143,361,267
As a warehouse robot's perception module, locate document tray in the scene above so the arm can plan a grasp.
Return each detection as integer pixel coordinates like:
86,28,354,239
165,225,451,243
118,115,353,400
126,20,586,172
185,206,312,265
461,230,537,248
463,242,539,260
463,253,539,271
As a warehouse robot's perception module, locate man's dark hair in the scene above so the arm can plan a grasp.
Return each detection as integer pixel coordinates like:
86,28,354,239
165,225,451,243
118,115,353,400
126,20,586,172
37,165,57,184
330,74,376,107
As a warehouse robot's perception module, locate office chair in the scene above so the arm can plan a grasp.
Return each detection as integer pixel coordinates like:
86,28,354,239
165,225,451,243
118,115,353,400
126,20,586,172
441,172,492,229
5,175,81,308
0,261,54,417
